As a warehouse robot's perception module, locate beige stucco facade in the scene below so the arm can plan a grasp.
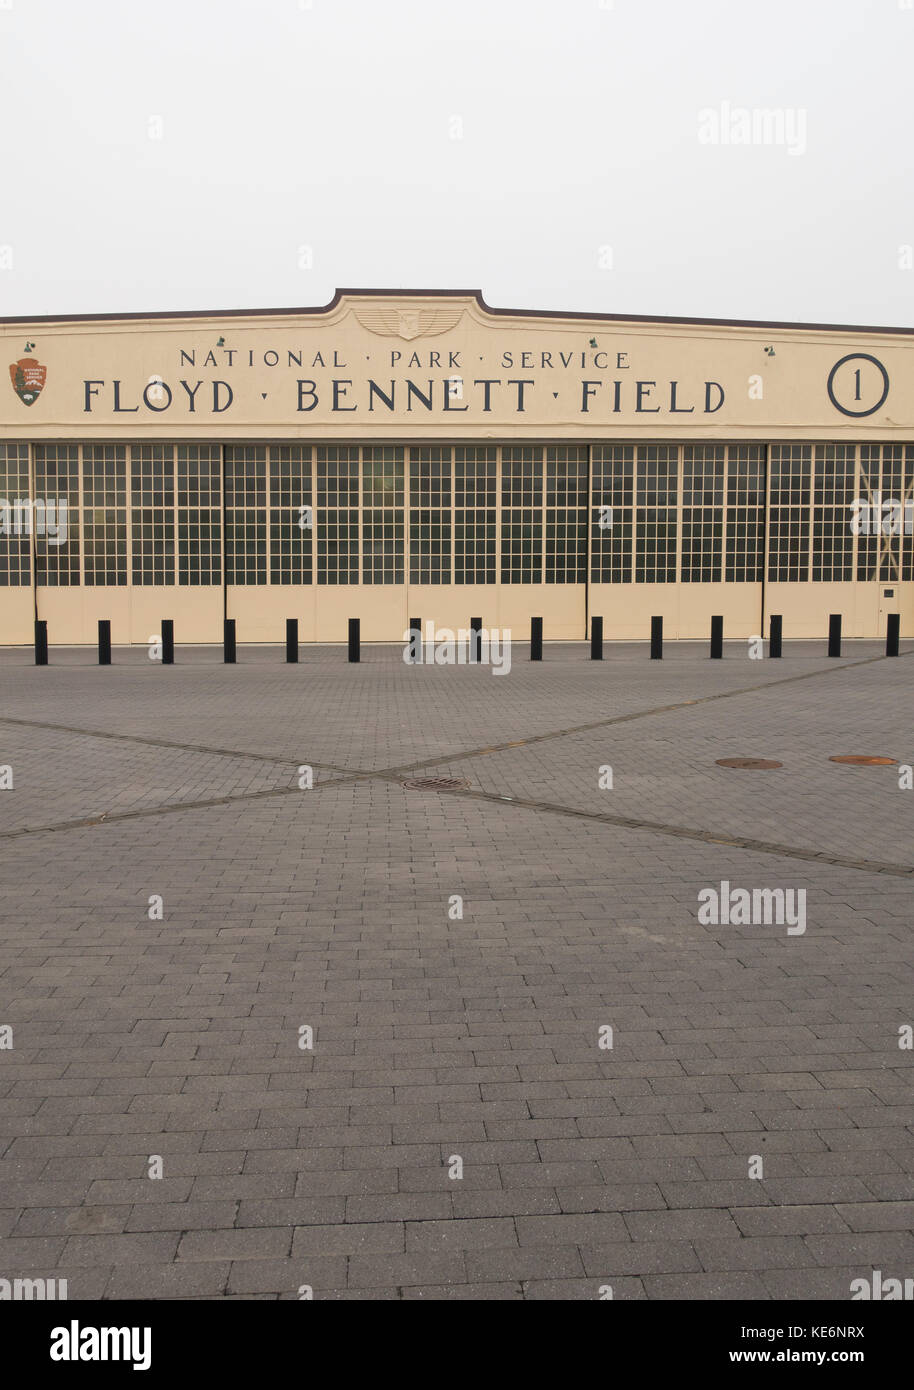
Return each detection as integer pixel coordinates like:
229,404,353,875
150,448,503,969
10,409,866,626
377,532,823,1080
1,290,912,645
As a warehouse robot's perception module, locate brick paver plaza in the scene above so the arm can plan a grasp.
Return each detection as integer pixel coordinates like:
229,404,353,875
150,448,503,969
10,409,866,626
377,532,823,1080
1,639,912,1300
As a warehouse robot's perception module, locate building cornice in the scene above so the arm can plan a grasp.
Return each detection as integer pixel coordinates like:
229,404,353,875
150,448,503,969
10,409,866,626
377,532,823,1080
0,288,912,336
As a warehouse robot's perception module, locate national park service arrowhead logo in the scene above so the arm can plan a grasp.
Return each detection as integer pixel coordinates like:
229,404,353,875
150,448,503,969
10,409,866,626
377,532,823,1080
10,355,46,406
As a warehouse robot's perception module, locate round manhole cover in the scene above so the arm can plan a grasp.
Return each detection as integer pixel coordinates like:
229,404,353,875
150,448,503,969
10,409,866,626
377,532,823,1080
401,777,470,791
829,755,896,766
716,757,783,770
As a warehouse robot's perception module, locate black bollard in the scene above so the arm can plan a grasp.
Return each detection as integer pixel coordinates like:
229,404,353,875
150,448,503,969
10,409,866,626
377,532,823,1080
886,612,900,658
828,613,842,658
162,619,174,665
710,615,723,659
769,614,783,659
650,615,663,660
409,616,421,664
470,616,482,664
348,618,360,663
224,618,236,664
98,619,111,666
286,618,299,663
530,616,543,661
34,620,48,666
591,615,603,661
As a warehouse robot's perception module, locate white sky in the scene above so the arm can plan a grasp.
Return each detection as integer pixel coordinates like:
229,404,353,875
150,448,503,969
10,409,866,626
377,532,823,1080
1,0,912,325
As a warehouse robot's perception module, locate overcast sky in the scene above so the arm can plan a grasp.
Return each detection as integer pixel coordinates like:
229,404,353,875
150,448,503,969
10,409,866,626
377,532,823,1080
1,0,912,326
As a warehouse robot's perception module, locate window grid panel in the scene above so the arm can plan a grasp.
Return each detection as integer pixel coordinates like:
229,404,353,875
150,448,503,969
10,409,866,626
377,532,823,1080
409,447,452,585
874,444,912,583
682,445,725,507
268,514,312,583
362,510,405,585
636,444,678,507
680,511,722,582
131,509,174,585
225,446,266,585
591,445,633,584
545,513,587,583
725,510,764,583
882,446,903,580
768,444,811,582
501,447,544,507
856,445,882,582
179,511,221,586
725,445,764,582
130,444,174,508
83,445,127,508
634,511,678,583
224,445,267,508
681,445,724,582
812,444,855,582
0,442,30,496
317,447,359,584
224,514,267,585
545,446,587,583
9,438,901,601
894,442,911,578
81,446,127,586
501,446,543,583
268,446,311,506
635,445,678,583
0,443,32,585
361,447,404,584
130,444,175,585
317,446,360,507
501,512,543,584
34,444,80,586
317,510,359,585
454,447,496,583
726,445,765,508
768,512,809,583
268,446,312,585
454,447,497,507
362,446,404,508
177,445,221,508
177,446,222,585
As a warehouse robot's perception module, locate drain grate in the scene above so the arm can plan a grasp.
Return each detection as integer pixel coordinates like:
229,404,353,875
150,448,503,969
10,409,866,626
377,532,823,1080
401,777,470,791
716,757,783,770
829,755,896,766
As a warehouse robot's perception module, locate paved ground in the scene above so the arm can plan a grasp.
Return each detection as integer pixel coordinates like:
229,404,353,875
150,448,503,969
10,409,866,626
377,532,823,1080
0,639,912,1300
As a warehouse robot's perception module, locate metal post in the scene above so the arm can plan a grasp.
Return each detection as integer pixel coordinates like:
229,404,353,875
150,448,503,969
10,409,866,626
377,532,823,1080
348,618,360,663
710,615,723,659
98,619,111,666
886,612,900,658
591,615,603,661
162,619,174,665
224,618,236,664
650,616,663,660
828,613,842,658
409,616,421,664
470,616,482,664
286,618,299,663
34,619,48,666
530,616,543,661
769,614,782,659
